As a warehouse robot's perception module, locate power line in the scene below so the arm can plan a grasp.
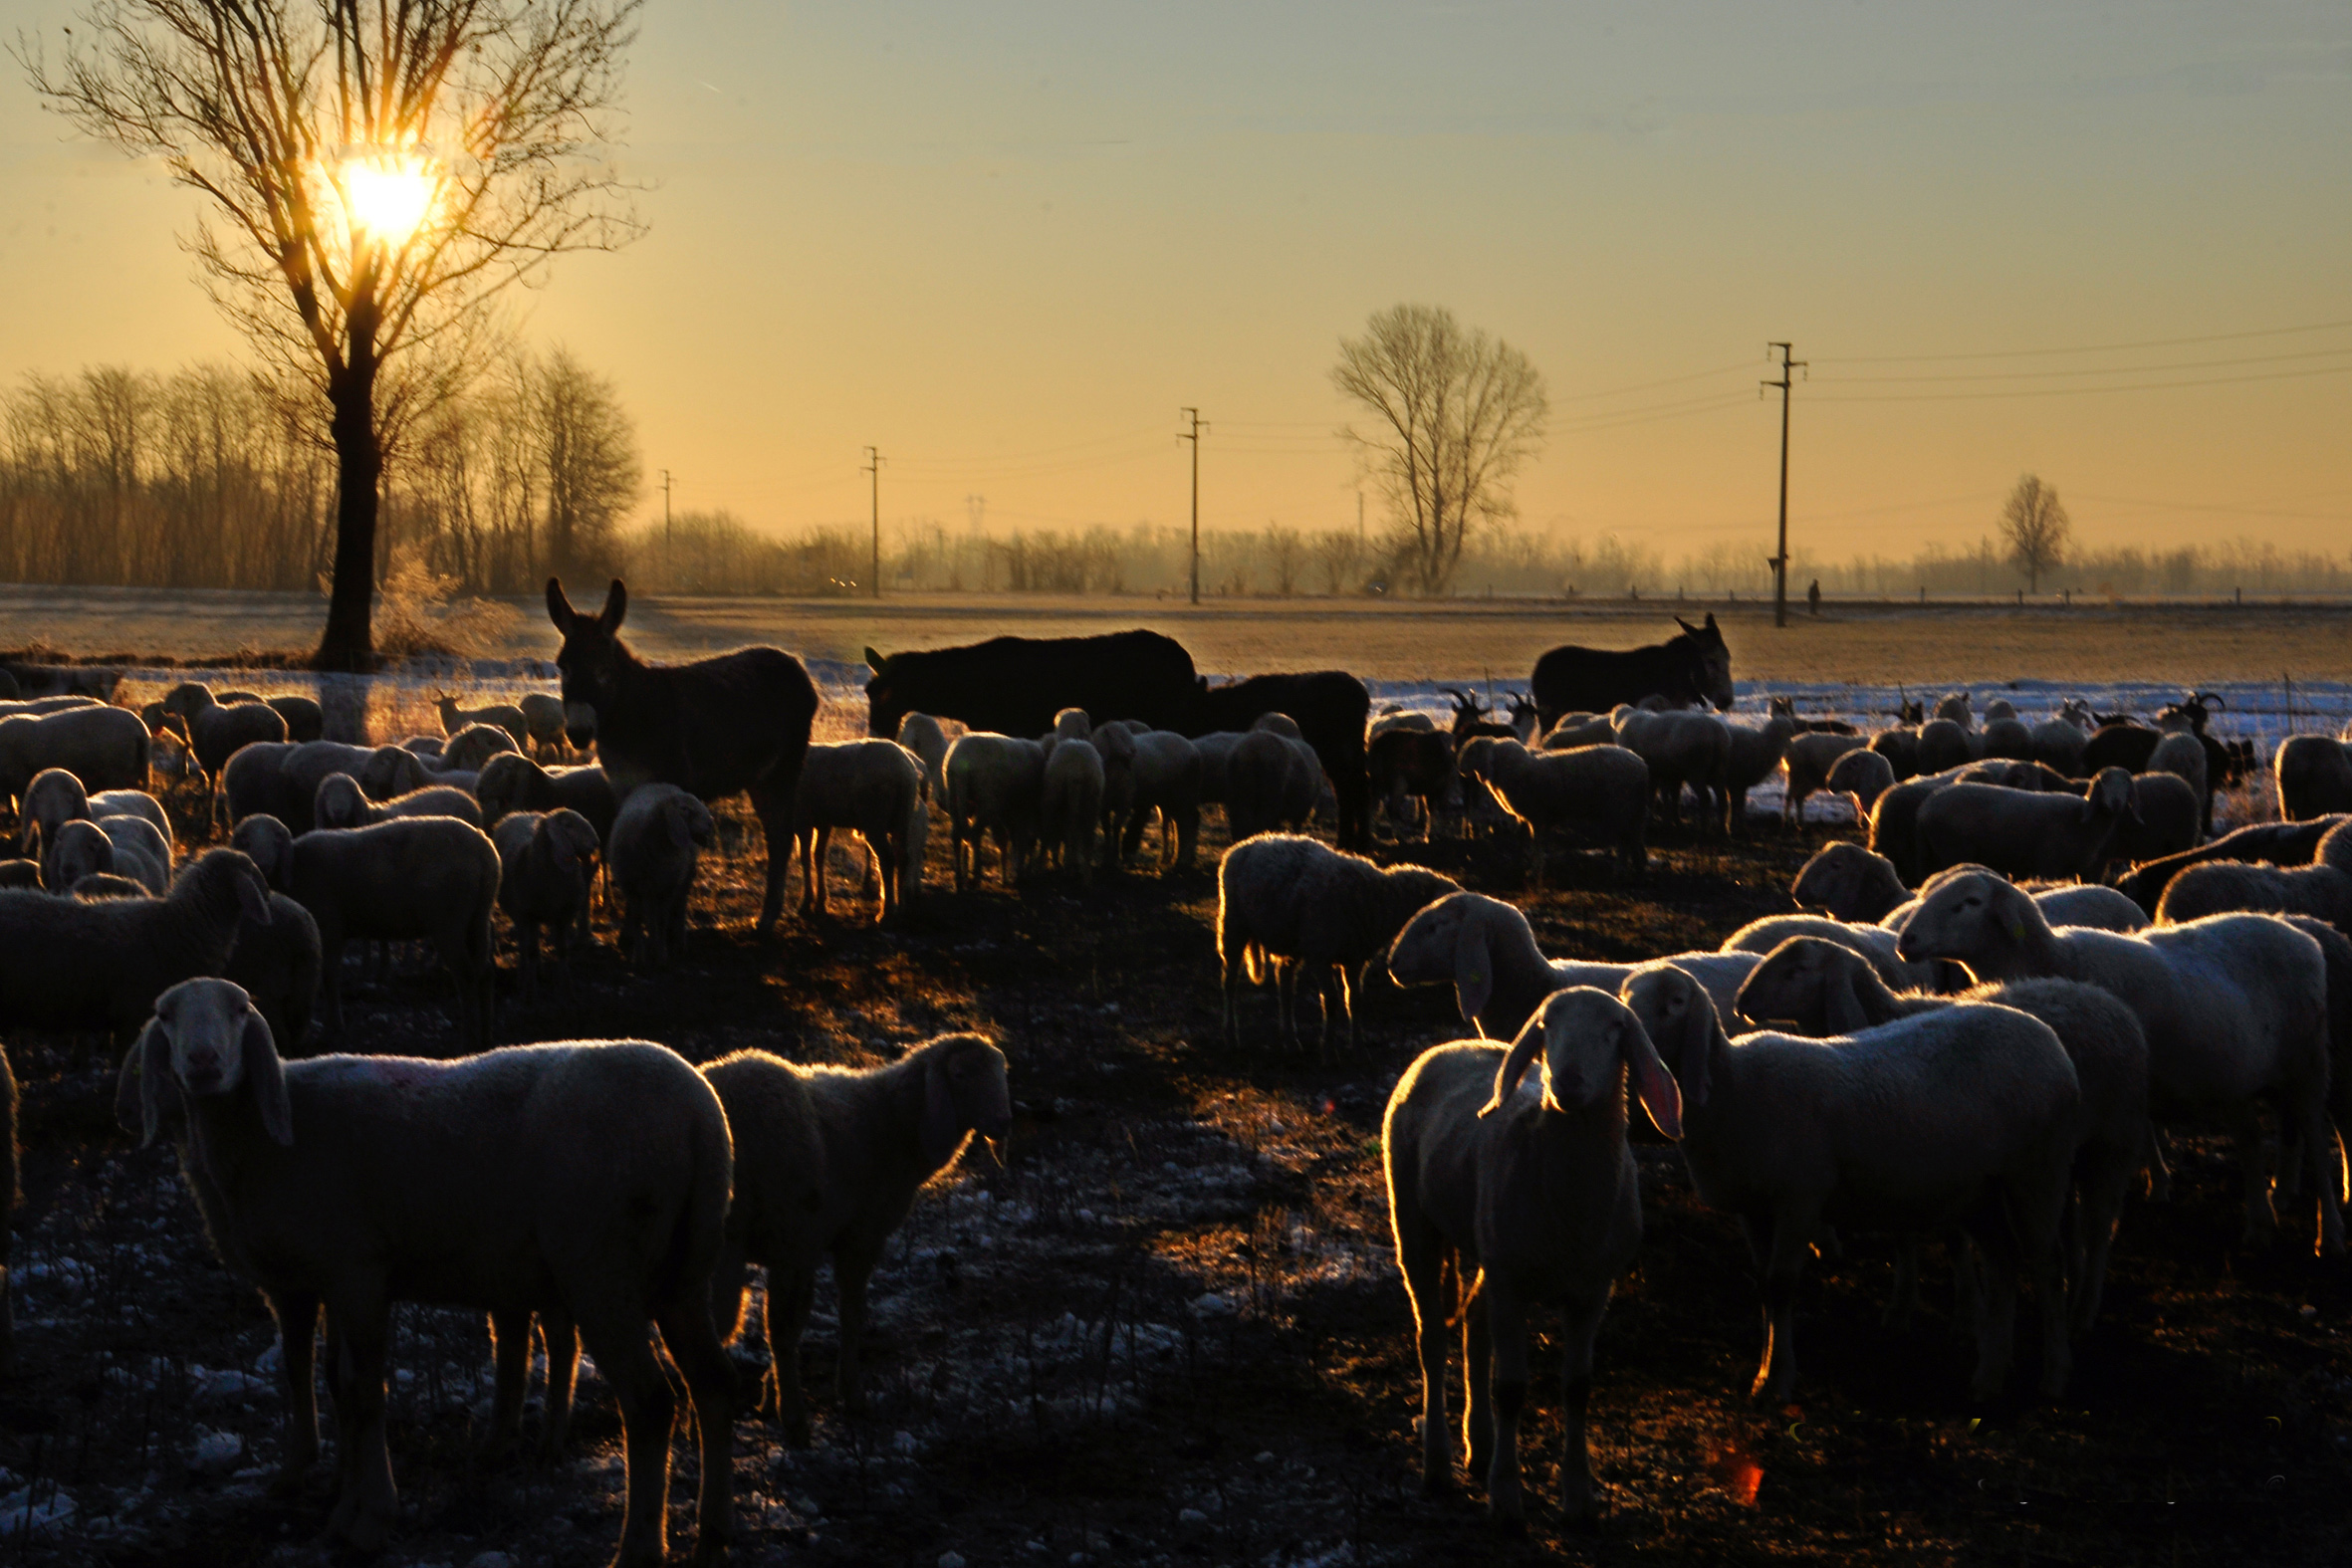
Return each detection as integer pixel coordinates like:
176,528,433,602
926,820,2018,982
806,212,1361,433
1764,342,1805,629
861,446,883,599
1814,316,2352,364
1555,359,1758,402
1814,343,2352,384
1177,407,1207,604
1555,390,1757,434
1808,360,2352,402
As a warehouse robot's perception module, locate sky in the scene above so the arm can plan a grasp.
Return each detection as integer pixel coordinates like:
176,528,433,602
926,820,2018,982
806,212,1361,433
4,1,2350,563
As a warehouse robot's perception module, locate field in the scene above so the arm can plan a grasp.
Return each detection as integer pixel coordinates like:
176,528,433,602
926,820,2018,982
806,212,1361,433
0,595,2345,1566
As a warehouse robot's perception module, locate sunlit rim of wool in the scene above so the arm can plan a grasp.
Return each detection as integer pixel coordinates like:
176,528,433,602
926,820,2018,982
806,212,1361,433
340,155,436,243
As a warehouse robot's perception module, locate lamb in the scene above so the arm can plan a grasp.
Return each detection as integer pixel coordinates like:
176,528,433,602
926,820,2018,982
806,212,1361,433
1613,707,1733,831
1384,988,1681,1527
1780,731,1869,825
1039,735,1105,882
1619,962,2078,1402
278,742,433,833
474,753,618,848
0,704,150,810
894,711,951,800
1386,890,1763,1040
1458,738,1650,885
1115,730,1203,871
439,721,520,775
943,732,1045,891
1217,834,1460,1058
2275,735,2352,820
436,692,531,749
314,772,487,830
1732,937,2150,1333
119,978,734,1563
2153,819,2352,930
0,847,272,1037
790,740,927,919
492,808,603,999
161,683,290,795
1825,748,1897,818
518,691,570,757
1720,713,1798,831
2113,816,2348,917
1913,768,2138,882
609,784,716,967
284,817,502,1050
703,1034,1011,1442
1896,870,2342,1254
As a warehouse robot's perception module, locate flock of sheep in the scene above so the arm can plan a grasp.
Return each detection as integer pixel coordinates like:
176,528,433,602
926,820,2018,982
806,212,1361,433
3,603,2351,1558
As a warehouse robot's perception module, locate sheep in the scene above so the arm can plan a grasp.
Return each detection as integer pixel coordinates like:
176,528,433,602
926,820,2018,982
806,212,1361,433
609,784,715,967
278,742,432,833
0,861,38,889
1780,731,1869,825
229,813,296,892
2147,729,2212,833
1980,715,2036,761
894,711,951,800
224,891,323,1054
1790,841,1911,924
0,705,150,810
48,816,168,894
162,684,289,795
436,692,530,749
2275,735,2352,820
314,772,487,832
492,808,603,1000
220,740,300,825
1039,735,1105,882
704,1035,1012,1442
1459,738,1651,886
1825,748,1897,820
1366,728,1456,841
1934,691,1975,728
1387,890,1762,1041
119,979,734,1563
1217,833,1460,1058
943,732,1045,891
0,847,272,1037
1723,912,1949,993
285,817,502,1050
2114,815,2348,917
1915,717,1976,775
1896,870,2342,1254
262,694,325,744
1914,768,2139,882
1868,726,1922,783
2100,771,2201,875
1192,730,1246,805
789,740,926,919
1732,937,2150,1333
474,753,618,849
1114,729,1202,871
1228,728,1304,842
1541,713,1616,751
16,766,88,863
1620,962,2078,1402
1048,705,1093,743
518,691,569,757
1982,698,2016,723
2154,819,2352,929
2023,882,2152,933
1384,988,1681,1527
1613,707,1733,831
90,786,171,847
402,735,446,760
2030,703,2095,776
439,721,520,775
1721,713,1798,830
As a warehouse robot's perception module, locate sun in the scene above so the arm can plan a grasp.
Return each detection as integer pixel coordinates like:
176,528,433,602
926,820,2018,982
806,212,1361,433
341,156,435,243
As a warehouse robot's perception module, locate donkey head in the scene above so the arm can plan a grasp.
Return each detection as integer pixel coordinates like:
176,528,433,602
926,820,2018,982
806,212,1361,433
546,578,630,750
1672,613,1735,711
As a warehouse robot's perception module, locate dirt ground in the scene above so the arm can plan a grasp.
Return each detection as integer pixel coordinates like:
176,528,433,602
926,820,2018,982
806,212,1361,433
2,697,2347,1567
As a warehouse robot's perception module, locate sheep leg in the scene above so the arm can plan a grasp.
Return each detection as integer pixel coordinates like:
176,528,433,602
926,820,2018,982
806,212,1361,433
268,1291,322,1496
2142,1120,2173,1202
1463,1284,1494,1483
538,1312,581,1461
2293,1084,2347,1257
764,1263,818,1446
1276,961,1300,1054
323,1302,399,1553
1401,1234,1455,1493
486,1308,532,1455
1753,1207,1815,1406
833,1245,881,1413
2226,1100,2282,1249
579,1313,682,1568
2072,1147,2133,1337
1553,1288,1611,1529
653,1286,737,1568
752,782,795,933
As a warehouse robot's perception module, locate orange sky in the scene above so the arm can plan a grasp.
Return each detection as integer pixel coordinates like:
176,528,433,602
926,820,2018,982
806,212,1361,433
5,2,2349,562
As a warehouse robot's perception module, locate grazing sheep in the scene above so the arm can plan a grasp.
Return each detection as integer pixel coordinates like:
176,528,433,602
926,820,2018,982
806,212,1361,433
1825,748,1897,819
1723,913,1946,993
278,742,432,834
1613,707,1733,831
474,753,618,847
2114,816,2348,917
1114,730,1203,871
439,722,520,775
221,740,301,826
2100,771,2201,874
1790,841,1911,924
609,784,716,967
1868,726,1922,783
1387,890,1762,1041
0,705,150,811
1721,713,1798,830
1459,739,1651,886
120,979,734,1564
518,692,569,757
285,817,502,1050
1365,728,1457,841
1039,736,1105,882
1915,718,1976,775
492,808,603,999
162,685,290,794
1897,871,2342,1255
0,848,272,1037
790,740,927,919
704,1035,1012,1442
943,733,1046,891
1914,768,2138,882
1384,988,1681,1526
1732,937,2149,1333
436,693,531,749
1620,963,2078,1402
1781,731,1869,825
1217,834,1460,1058
314,772,486,830
2275,735,2352,821
2154,820,2352,930
894,712,951,800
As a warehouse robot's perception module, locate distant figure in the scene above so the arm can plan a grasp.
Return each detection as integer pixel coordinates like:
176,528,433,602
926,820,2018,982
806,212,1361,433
1807,579,1821,616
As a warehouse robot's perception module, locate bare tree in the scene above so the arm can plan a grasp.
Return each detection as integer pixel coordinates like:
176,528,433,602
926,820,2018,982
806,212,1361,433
22,0,642,668
1999,473,2071,594
531,349,641,583
1332,305,1548,595
1312,528,1365,595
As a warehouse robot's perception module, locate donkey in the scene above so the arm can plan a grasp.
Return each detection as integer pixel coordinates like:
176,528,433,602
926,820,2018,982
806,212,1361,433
547,578,820,934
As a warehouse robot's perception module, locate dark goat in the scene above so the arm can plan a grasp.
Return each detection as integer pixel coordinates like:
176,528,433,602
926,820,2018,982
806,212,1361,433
864,630,1198,743
548,578,818,933
1193,671,1373,850
1447,689,1521,743
1768,695,1858,735
2112,815,2349,917
2081,723,2163,776
1529,614,1733,726
1367,729,1455,840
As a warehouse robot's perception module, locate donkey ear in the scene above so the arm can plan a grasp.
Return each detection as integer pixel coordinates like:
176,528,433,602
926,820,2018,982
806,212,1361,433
1674,615,1698,634
546,577,576,632
864,647,890,674
598,578,628,632
1704,612,1719,631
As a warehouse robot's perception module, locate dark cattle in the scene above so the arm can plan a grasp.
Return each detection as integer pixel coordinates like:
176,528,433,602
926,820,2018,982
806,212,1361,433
1194,672,1372,850
865,630,1197,744
2082,723,2162,776
548,578,818,934
2112,815,2350,917
1529,614,1733,725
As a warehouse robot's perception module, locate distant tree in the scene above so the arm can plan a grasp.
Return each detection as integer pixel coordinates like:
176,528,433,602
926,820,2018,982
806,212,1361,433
1999,473,2071,594
22,0,643,668
1312,529,1365,594
1332,305,1548,596
531,350,641,582
1263,523,1304,596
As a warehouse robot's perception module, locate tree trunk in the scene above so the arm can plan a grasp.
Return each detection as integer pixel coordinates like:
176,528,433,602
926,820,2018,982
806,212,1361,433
316,309,381,671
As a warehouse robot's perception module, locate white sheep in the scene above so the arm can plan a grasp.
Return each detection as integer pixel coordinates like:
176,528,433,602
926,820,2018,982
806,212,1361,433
943,732,1045,891
1897,870,2342,1255
518,691,569,757
0,705,150,811
220,740,301,826
1913,768,2138,883
2154,819,2352,930
608,784,715,967
277,742,432,833
1790,841,1910,923
90,786,171,848
285,816,502,1050
161,684,289,798
47,816,168,894
1217,833,1460,1058
1612,707,1732,831
119,978,734,1563
1825,747,1897,819
1780,731,1868,824
894,711,951,799
1457,738,1650,886
1722,912,1947,993
1040,735,1105,882
438,722,519,775
1721,713,1798,831
1620,962,2079,1402
435,692,530,749
1384,988,1682,1526
790,740,927,920
1113,730,1203,871
703,1035,1012,1441
474,753,617,849
314,772,486,830
491,808,602,1000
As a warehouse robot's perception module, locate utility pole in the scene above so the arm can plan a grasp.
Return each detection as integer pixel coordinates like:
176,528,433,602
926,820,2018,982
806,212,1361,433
660,469,673,550
862,446,883,599
1178,407,1208,604
1762,342,1806,628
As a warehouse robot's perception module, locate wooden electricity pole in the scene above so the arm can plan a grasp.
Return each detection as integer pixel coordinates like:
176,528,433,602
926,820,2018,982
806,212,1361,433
1763,342,1805,628
1179,407,1208,604
862,446,883,598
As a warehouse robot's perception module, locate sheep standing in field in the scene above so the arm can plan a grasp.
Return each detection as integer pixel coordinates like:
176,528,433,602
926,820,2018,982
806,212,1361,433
474,754,618,854
1790,842,1911,924
161,683,289,802
120,979,734,1563
703,1035,1011,1442
47,816,168,894
1825,748,1897,820
894,712,951,801
609,784,715,966
286,817,502,1050
1868,726,1922,783
2147,730,2212,834
1621,963,2079,1403
1542,713,1616,751
1723,911,1947,993
277,742,432,833
943,732,1045,892
1460,738,1651,886
2099,771,2202,876
2030,700,2096,777
0,705,150,811
1039,735,1105,883
2154,819,2352,929
220,740,300,826
1385,988,1682,1527
262,695,325,744
1089,721,1137,858
492,808,603,999
18,766,88,865
314,772,486,830
1915,717,1976,775
439,722,520,775
1218,834,1459,1058
1116,730,1203,871
2114,816,2348,917
1365,728,1456,842
1721,713,1798,831
1914,768,2139,882
1613,707,1733,831
518,692,569,758
1898,870,2342,1255
436,692,530,750
790,740,926,920
2275,734,2352,821
1733,937,2150,1334
1780,731,1868,825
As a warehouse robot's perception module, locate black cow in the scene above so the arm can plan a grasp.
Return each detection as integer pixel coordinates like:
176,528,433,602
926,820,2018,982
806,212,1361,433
864,631,1198,744
1529,615,1734,725
548,577,818,934
1193,672,1372,850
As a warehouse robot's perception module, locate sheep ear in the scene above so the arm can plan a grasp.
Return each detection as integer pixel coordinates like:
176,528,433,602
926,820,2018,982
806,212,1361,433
598,578,627,632
242,1008,293,1146
1621,1013,1683,1141
1479,1015,1544,1118
1824,967,1874,1034
1452,920,1493,1031
121,1020,173,1142
546,577,576,632
236,867,273,925
920,1057,963,1164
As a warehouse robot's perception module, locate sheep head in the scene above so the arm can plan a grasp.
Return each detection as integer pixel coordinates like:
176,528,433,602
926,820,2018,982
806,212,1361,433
1388,891,1516,1030
315,772,368,829
667,792,717,850
1736,937,1878,1035
229,814,296,892
129,978,290,1149
919,1034,1014,1168
50,819,115,887
2086,766,2140,824
1619,963,1719,1113
1895,870,2036,972
1481,987,1681,1140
